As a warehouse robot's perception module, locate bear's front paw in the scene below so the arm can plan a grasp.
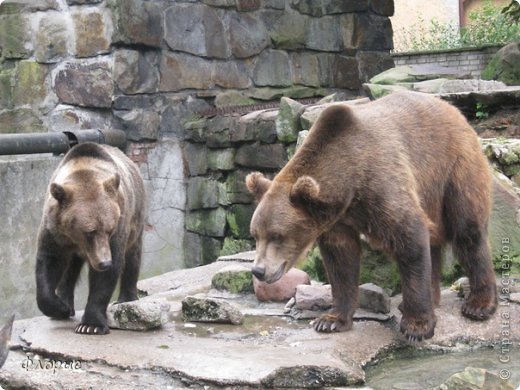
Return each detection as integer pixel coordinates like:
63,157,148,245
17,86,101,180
37,295,74,319
462,291,497,321
311,313,352,333
400,314,436,342
74,322,109,335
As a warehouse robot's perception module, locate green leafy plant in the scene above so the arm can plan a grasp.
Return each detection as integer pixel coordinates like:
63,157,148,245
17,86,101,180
475,102,489,120
394,0,520,53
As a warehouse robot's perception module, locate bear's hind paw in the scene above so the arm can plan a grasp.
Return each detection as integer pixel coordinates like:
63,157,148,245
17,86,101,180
311,313,352,333
74,323,109,335
461,292,497,321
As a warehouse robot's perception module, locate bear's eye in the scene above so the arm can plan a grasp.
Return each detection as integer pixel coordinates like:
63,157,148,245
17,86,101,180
85,231,96,241
269,233,283,242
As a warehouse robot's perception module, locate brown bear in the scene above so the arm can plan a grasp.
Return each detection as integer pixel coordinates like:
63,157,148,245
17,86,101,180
36,142,145,335
246,91,497,341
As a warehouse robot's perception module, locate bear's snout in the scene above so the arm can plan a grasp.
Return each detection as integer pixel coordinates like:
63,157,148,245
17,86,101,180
97,260,112,272
251,266,266,281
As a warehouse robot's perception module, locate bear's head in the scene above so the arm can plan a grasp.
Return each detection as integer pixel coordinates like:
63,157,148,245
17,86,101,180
48,171,122,272
246,172,326,284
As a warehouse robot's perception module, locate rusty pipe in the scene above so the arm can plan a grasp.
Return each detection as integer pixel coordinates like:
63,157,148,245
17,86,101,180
0,129,126,156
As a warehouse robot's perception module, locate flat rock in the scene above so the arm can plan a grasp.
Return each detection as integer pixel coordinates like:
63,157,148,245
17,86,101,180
440,366,515,390
1,261,518,389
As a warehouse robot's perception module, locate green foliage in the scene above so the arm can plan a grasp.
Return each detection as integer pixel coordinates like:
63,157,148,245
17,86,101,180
394,1,520,53
299,246,328,283
475,102,489,119
502,0,520,23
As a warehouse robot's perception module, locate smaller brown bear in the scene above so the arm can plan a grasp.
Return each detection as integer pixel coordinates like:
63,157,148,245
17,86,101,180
246,92,497,342
36,142,145,335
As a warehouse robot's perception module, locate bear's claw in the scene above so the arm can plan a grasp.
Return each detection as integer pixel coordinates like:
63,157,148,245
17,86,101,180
400,314,436,342
312,313,352,333
461,292,497,321
74,323,109,335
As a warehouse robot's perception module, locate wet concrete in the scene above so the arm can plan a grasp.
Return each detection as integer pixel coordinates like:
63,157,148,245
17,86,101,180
0,259,519,389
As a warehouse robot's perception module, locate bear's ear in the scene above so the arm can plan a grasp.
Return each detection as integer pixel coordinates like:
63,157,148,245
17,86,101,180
289,176,328,220
289,176,320,207
103,174,120,197
50,183,70,204
246,172,272,201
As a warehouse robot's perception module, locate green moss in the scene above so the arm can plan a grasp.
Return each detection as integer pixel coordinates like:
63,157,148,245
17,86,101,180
220,237,254,256
211,269,253,293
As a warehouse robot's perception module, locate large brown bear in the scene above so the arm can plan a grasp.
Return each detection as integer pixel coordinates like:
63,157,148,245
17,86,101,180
36,142,145,335
246,91,497,341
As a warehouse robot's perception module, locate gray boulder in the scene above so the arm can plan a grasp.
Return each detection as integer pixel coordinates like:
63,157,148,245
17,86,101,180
438,366,514,390
182,295,243,325
482,42,520,86
107,300,169,331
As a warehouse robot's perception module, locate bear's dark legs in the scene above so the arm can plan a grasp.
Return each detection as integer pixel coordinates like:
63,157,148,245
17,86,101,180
314,225,361,333
444,167,497,321
75,266,119,335
117,242,142,304
36,236,73,319
395,220,436,342
452,223,497,320
430,246,443,307
56,255,84,317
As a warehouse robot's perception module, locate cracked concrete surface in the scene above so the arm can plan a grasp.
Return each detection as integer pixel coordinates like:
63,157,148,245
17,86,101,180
1,259,519,389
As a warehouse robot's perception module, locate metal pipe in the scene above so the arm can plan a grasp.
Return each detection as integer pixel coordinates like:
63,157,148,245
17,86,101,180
0,129,126,156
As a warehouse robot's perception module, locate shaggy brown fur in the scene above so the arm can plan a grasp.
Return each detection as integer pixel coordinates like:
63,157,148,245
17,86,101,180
247,91,497,341
36,143,145,335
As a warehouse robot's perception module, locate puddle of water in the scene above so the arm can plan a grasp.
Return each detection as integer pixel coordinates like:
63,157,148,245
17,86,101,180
365,347,520,389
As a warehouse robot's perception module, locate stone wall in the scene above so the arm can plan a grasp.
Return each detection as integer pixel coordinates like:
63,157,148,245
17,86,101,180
392,45,501,77
0,0,395,317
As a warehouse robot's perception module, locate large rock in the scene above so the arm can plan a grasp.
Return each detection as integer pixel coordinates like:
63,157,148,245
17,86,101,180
211,264,253,294
226,204,255,239
264,9,307,50
186,177,220,210
229,13,269,58
253,50,292,87
440,366,515,390
107,301,169,331
369,64,469,85
482,42,520,86
0,14,32,59
235,143,288,169
73,8,111,57
108,0,163,47
294,284,332,310
114,49,159,94
0,315,14,369
182,295,244,325
164,4,229,59
0,108,45,133
276,97,304,143
488,172,520,276
34,13,71,63
254,268,311,302
185,208,227,237
12,61,49,107
358,283,391,314
159,52,213,92
54,60,113,108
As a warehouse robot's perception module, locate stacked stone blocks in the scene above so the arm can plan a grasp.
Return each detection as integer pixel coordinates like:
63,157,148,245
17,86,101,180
0,0,395,271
